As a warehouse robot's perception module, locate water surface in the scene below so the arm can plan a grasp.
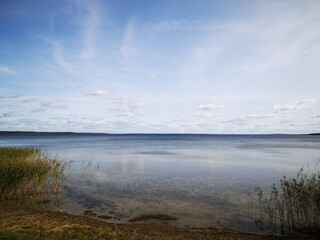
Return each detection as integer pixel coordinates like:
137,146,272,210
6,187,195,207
1,134,319,232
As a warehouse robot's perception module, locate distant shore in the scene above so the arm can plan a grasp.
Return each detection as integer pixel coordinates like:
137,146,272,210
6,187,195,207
0,131,100,135
0,130,318,135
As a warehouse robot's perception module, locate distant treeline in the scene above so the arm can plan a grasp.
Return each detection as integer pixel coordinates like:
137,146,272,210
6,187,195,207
0,131,319,135
0,131,97,135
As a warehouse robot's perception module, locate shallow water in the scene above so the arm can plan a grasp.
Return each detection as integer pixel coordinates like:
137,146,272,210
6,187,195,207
1,134,320,232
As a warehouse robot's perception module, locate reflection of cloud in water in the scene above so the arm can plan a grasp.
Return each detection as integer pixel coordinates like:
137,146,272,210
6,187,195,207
113,154,144,174
135,151,176,155
2,134,320,233
94,171,109,181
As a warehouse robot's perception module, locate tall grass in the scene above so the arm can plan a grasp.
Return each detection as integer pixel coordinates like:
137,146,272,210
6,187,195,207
252,165,320,236
0,147,68,201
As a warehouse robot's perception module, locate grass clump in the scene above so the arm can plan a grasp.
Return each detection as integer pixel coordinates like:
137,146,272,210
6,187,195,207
0,231,47,240
0,231,126,240
252,166,320,236
0,147,67,201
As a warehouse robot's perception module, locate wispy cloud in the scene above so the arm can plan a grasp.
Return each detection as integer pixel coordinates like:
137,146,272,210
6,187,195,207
1,0,319,133
30,108,47,113
49,40,78,74
79,1,102,60
0,66,14,74
120,17,137,58
152,20,194,31
187,103,224,118
87,89,108,97
149,74,158,80
273,99,314,113
22,97,40,103
233,4,320,77
195,104,224,111
41,101,68,109
178,1,320,95
0,94,21,99
0,112,16,118
112,97,145,118
246,113,275,119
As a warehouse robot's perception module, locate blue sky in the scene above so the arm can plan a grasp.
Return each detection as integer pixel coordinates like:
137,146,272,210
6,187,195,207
0,0,319,133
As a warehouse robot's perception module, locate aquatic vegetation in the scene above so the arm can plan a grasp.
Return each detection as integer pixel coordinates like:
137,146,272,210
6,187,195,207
252,165,320,236
0,147,68,201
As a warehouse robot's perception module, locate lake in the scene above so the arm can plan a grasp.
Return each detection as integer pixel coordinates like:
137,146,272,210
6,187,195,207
1,133,319,233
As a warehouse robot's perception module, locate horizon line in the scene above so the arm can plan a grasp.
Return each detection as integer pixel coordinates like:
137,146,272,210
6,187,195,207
0,130,318,135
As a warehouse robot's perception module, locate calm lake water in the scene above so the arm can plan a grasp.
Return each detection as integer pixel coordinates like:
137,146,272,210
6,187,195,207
1,134,320,232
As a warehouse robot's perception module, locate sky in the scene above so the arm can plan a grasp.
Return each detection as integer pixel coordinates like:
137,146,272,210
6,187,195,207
0,0,320,134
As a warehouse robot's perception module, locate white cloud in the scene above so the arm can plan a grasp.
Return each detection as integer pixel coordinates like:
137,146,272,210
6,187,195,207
30,108,47,113
112,97,145,118
195,104,224,111
188,103,224,118
41,101,68,109
116,109,140,118
246,113,274,119
0,66,14,74
2,1,319,134
149,74,158,80
108,94,144,107
273,99,314,112
87,89,108,97
22,97,39,103
193,112,213,118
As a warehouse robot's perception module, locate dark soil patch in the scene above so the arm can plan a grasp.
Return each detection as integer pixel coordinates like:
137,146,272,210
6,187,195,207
129,214,178,222
83,210,97,217
97,215,113,220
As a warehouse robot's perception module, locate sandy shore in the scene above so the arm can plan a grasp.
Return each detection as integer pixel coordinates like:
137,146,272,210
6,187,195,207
0,208,278,240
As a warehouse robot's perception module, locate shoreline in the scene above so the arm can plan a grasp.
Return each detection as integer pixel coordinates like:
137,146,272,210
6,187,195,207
0,208,274,240
1,130,317,136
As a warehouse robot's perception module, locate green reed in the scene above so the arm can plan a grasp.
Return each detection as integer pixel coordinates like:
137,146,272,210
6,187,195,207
0,147,68,201
252,165,320,236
